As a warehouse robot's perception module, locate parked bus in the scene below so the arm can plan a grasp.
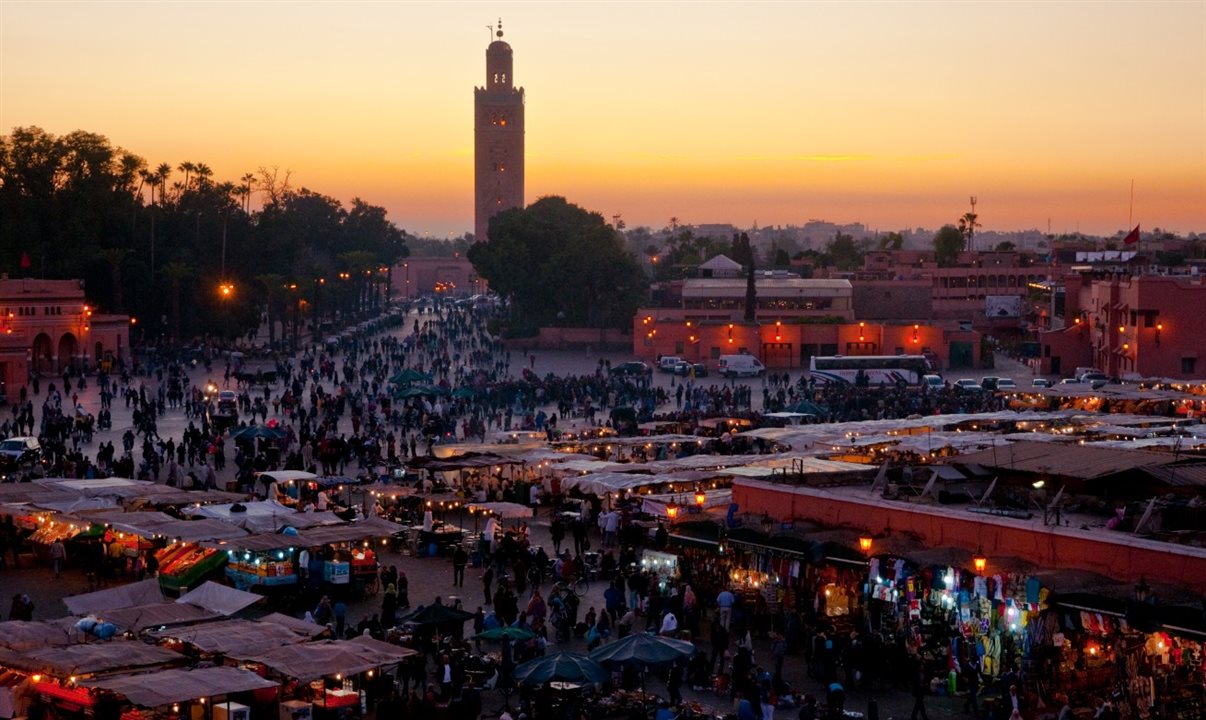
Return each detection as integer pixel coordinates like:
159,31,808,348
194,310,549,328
808,355,932,387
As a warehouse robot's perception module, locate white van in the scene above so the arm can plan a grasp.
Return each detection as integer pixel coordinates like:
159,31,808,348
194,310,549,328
717,354,765,378
657,355,683,372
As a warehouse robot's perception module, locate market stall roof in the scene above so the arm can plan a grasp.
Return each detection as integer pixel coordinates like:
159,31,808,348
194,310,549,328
241,639,416,680
63,578,165,616
642,489,731,518
100,603,221,633
405,452,523,471
0,621,73,651
257,470,318,484
258,613,330,638
296,517,405,546
98,514,250,543
177,582,262,616
948,441,1179,480
559,472,668,495
81,666,278,708
212,533,299,552
0,640,183,675
467,502,533,519
150,619,312,655
184,499,342,533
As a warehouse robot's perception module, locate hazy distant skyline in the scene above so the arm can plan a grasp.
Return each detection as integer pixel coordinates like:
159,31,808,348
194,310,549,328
2,1,1203,237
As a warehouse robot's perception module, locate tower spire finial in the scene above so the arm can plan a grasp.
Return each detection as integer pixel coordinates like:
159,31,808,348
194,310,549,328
496,17,503,39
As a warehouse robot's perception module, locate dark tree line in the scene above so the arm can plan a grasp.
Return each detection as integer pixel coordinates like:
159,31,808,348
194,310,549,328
0,126,408,344
468,197,648,333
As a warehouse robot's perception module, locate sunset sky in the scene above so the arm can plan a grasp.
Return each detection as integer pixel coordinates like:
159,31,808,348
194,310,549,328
2,1,1203,237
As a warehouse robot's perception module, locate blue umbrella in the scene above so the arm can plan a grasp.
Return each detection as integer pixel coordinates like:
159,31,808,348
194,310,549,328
512,652,609,685
587,632,696,667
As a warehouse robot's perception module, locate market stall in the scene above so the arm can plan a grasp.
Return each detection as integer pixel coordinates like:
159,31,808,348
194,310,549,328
238,638,417,720
80,665,278,711
156,541,228,594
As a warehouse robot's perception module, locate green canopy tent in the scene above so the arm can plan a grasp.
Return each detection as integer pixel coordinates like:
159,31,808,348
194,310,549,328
393,384,450,399
389,369,433,385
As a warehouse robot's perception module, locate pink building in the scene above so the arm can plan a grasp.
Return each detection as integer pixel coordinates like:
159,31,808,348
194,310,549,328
855,250,1049,329
392,257,487,299
0,278,129,398
1040,272,1206,379
633,276,981,370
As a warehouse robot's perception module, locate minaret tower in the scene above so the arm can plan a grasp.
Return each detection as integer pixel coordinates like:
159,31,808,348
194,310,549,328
474,19,525,241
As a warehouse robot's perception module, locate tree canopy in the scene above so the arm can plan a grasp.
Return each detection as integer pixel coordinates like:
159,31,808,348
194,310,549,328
933,224,965,267
467,196,647,330
0,126,408,342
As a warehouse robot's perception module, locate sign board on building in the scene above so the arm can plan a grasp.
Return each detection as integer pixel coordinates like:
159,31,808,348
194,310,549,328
985,295,1022,318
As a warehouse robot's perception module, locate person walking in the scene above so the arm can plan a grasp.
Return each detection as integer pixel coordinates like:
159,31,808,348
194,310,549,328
963,660,981,718
910,656,930,720
49,539,66,579
452,546,468,587
482,565,495,604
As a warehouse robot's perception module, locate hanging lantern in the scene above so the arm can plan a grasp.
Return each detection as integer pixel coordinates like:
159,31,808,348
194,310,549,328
665,501,679,520
858,536,873,553
695,490,707,507
973,552,987,574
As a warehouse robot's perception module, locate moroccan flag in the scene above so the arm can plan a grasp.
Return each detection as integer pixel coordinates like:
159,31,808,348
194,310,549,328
1123,224,1140,245
19,252,30,269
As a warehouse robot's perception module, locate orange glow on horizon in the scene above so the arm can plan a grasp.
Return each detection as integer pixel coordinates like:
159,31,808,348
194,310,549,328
1,1,1201,237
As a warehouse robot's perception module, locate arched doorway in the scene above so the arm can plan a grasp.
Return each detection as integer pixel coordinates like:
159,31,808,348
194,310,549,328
58,333,78,372
32,333,54,374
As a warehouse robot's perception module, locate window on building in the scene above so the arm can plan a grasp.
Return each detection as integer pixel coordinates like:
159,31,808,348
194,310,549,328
1142,311,1159,328
1129,310,1137,326
711,347,721,359
675,341,684,354
1183,357,1197,375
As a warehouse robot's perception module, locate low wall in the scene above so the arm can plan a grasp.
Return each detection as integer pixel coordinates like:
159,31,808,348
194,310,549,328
733,478,1206,593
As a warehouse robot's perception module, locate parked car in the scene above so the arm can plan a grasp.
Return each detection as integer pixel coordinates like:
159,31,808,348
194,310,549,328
980,377,1002,391
1032,378,1052,388
954,379,983,392
610,361,650,377
1059,378,1083,385
0,436,41,473
996,378,1018,390
1079,372,1109,384
673,361,708,378
922,374,944,389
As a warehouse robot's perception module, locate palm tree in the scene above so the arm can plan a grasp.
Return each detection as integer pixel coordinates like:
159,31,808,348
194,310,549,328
193,162,213,189
240,172,256,214
958,212,981,251
159,262,193,342
177,161,196,192
154,163,172,201
95,248,130,313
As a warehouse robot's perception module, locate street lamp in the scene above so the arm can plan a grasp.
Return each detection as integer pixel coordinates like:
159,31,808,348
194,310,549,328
972,549,987,574
218,282,235,299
